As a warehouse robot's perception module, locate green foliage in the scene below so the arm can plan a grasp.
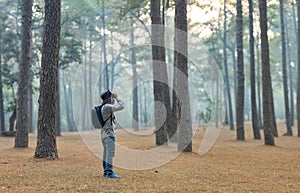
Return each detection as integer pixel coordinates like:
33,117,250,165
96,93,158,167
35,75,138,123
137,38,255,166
59,30,82,70
197,91,212,123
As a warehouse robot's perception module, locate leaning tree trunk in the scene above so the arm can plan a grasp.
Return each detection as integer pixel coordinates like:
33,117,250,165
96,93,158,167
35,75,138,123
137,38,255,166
34,0,61,159
236,0,245,141
15,0,32,148
297,0,300,137
280,0,293,136
249,0,261,139
259,0,275,146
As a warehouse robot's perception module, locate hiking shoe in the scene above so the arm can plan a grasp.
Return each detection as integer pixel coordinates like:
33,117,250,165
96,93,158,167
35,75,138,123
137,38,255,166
105,173,121,178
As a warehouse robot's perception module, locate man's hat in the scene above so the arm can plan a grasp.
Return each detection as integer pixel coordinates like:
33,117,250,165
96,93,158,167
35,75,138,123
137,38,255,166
101,90,112,103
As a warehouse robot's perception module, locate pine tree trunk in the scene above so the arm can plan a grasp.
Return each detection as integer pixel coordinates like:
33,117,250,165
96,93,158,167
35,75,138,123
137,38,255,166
256,38,263,129
130,17,139,131
0,32,5,132
236,0,245,141
285,14,294,127
259,0,275,146
161,0,172,142
223,0,234,131
101,0,109,90
151,0,168,145
56,71,61,136
249,0,261,139
280,0,293,136
297,0,300,137
15,0,32,148
28,83,33,133
175,0,192,152
34,0,61,158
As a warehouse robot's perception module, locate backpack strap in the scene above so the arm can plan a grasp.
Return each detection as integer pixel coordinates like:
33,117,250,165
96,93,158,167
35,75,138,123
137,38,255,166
95,105,110,127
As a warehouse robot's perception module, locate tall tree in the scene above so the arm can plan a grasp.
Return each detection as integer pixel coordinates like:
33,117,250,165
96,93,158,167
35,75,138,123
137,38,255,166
130,16,139,131
101,0,109,89
285,12,294,127
249,0,261,139
150,0,168,145
259,0,275,146
223,0,234,131
280,0,292,136
34,0,61,158
161,0,173,142
256,35,263,129
175,0,192,152
0,15,5,133
297,0,300,137
15,0,32,148
236,0,245,141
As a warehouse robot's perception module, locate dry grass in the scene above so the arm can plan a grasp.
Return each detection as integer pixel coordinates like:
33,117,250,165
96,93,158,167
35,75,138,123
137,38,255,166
1,121,300,193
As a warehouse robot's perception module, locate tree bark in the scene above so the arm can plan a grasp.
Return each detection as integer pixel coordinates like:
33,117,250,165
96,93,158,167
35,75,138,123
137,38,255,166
56,71,61,136
130,17,139,131
280,0,292,136
297,0,300,137
249,0,261,139
28,81,33,133
175,0,192,152
151,0,168,145
223,0,234,131
9,109,16,132
101,0,109,90
236,0,245,141
15,0,32,148
259,0,275,146
256,37,263,129
34,0,61,158
0,29,5,132
286,16,294,127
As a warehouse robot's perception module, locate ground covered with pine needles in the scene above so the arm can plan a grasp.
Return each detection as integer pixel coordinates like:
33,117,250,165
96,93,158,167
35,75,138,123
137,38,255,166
1,121,300,193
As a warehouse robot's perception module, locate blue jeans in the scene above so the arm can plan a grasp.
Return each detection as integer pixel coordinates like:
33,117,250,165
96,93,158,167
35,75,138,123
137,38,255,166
102,136,115,174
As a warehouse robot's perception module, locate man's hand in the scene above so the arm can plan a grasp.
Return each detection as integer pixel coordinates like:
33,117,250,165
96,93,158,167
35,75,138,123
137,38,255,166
112,93,118,98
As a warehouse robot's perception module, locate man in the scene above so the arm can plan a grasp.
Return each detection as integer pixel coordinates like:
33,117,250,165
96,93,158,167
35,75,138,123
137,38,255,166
100,90,125,178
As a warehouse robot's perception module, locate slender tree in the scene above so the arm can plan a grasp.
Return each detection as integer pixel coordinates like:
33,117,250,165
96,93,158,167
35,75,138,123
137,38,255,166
101,0,109,89
175,0,192,152
15,0,33,148
280,0,292,136
151,0,168,145
297,0,300,137
285,13,294,127
34,0,61,158
130,16,139,131
161,0,173,142
0,17,5,133
223,0,234,131
256,36,263,129
236,0,245,140
259,0,275,145
249,0,260,139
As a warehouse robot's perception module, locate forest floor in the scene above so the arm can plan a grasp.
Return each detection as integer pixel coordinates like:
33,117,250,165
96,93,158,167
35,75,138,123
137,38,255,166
1,121,300,193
